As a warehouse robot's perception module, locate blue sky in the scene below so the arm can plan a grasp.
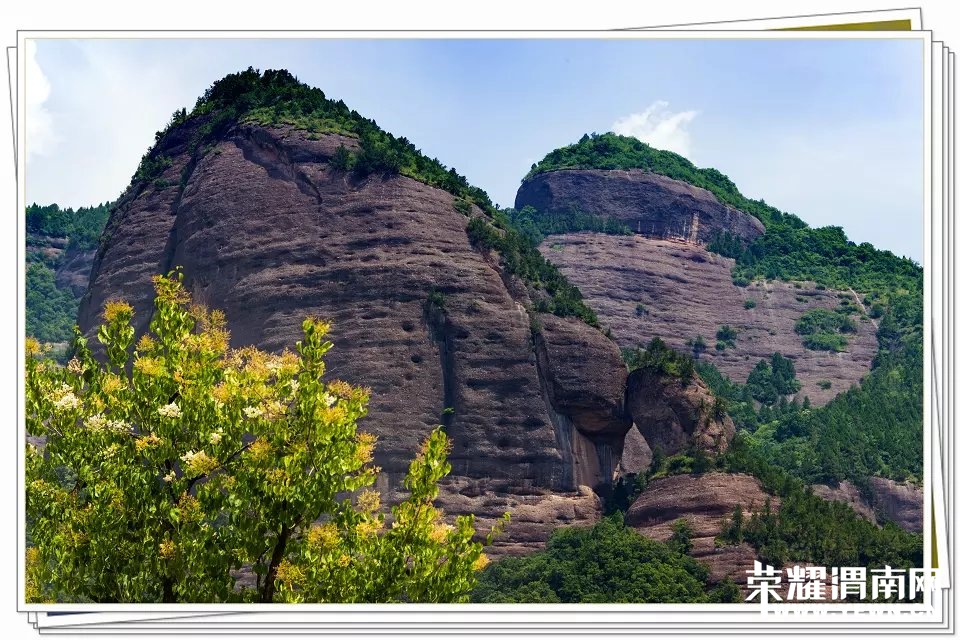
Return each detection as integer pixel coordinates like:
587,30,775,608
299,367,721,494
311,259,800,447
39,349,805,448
26,36,924,261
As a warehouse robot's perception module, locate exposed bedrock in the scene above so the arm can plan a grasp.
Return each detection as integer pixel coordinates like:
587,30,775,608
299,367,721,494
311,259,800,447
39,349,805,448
516,169,765,245
626,368,735,457
627,472,779,587
79,123,644,554
539,233,879,407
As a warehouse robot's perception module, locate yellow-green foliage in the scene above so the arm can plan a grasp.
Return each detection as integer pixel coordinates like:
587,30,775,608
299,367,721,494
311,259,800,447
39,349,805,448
25,270,505,603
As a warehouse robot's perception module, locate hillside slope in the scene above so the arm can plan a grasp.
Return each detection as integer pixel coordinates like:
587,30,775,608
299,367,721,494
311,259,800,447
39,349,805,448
539,233,878,406
514,132,923,530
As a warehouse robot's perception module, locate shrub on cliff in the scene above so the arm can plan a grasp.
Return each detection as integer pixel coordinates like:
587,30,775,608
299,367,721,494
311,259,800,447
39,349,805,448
746,353,801,405
622,337,695,383
25,271,503,603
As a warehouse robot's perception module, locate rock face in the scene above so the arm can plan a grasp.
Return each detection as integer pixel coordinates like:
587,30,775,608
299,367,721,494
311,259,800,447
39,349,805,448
626,368,734,456
516,169,765,246
56,247,97,297
811,481,878,524
533,314,634,487
617,425,653,476
540,234,878,407
812,477,922,534
626,472,779,586
435,479,602,560
79,122,635,553
26,234,97,298
867,477,923,533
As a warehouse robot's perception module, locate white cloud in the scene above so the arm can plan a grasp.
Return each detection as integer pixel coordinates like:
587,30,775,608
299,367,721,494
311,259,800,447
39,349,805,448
25,40,56,160
612,101,698,159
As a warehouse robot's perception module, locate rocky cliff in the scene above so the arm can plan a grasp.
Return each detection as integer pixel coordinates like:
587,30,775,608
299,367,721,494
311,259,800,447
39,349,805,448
79,118,733,554
539,234,878,407
516,169,765,246
626,472,778,587
626,367,735,457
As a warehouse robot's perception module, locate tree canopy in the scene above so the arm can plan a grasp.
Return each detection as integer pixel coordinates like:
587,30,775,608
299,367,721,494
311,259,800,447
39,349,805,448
25,271,503,603
472,514,740,604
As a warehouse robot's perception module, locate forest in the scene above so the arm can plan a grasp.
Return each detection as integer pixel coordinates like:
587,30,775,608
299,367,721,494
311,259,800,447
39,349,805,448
25,202,113,343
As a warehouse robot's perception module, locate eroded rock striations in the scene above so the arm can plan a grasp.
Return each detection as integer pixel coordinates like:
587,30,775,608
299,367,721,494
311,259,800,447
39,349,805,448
626,472,779,587
81,121,726,554
56,248,97,297
516,169,765,246
539,234,878,407
867,477,923,533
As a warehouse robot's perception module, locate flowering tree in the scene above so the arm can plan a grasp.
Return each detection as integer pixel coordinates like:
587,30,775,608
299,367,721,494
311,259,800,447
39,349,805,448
25,270,504,603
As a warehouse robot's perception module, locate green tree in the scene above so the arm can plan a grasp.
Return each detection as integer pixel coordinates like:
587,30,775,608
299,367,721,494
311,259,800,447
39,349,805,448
716,325,738,343
25,271,504,603
686,335,707,359
330,144,354,171
668,518,693,555
747,353,801,405
25,262,80,344
472,515,736,603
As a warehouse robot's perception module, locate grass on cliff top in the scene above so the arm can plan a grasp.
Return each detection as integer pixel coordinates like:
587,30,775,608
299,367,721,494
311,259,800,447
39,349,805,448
144,67,494,212
26,202,113,252
525,133,921,299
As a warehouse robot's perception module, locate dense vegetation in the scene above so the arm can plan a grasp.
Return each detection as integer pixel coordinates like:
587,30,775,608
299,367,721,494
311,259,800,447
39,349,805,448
25,203,112,345
794,306,857,352
25,263,79,344
621,336,696,382
503,204,632,246
716,438,923,573
745,353,801,405
472,514,740,603
26,202,112,251
26,273,501,603
694,355,921,485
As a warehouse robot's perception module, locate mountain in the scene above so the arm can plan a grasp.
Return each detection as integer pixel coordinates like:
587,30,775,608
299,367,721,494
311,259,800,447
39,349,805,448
25,202,111,346
29,71,924,596
73,69,740,560
513,132,924,531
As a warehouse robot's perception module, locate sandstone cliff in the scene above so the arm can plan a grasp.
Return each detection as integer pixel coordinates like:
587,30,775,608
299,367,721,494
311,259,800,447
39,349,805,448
80,121,709,553
626,367,735,457
809,477,922,533
866,477,923,533
516,169,765,246
26,233,97,298
540,233,878,407
626,472,779,587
